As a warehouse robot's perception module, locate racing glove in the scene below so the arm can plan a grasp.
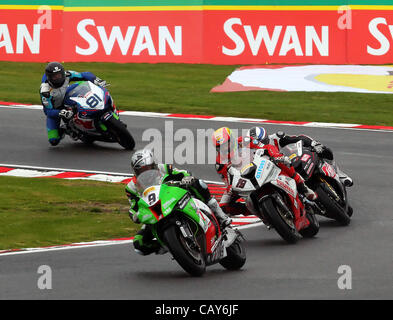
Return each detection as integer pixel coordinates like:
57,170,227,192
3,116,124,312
275,155,291,167
59,109,74,120
129,208,140,224
93,77,109,88
180,176,195,186
311,140,324,154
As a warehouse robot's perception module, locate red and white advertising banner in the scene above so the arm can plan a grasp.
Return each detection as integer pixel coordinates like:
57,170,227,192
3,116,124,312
203,11,346,64
62,11,203,63
1,8,393,64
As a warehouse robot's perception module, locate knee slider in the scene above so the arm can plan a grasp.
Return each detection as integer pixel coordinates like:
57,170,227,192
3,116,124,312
49,138,60,146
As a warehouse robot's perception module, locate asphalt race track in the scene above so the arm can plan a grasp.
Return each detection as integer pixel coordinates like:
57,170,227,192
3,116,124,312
0,107,392,299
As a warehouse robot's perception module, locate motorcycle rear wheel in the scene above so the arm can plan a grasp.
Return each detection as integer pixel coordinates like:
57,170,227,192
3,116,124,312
163,224,206,277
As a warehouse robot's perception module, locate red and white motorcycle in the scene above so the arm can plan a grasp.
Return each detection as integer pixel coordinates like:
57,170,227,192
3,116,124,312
230,149,321,243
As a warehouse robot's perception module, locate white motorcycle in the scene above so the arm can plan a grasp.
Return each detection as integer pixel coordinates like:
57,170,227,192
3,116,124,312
230,149,321,243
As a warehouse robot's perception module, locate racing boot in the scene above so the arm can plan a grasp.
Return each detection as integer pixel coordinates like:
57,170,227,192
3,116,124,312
207,198,232,229
133,225,167,256
337,169,353,187
293,173,317,201
297,182,318,201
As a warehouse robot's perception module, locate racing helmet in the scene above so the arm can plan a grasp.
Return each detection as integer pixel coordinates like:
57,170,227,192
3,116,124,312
45,62,66,88
245,126,268,146
212,127,237,161
130,149,158,177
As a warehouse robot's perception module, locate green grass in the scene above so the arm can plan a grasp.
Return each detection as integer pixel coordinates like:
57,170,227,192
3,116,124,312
0,176,137,250
1,61,392,126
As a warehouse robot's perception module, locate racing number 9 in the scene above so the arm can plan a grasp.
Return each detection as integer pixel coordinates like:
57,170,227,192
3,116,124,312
148,193,156,205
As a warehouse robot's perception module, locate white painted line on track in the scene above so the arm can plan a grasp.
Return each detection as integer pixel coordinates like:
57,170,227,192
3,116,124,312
0,163,225,185
1,104,393,133
0,163,131,177
0,223,264,257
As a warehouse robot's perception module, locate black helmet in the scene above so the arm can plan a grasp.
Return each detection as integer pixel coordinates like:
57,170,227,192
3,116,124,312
45,62,66,88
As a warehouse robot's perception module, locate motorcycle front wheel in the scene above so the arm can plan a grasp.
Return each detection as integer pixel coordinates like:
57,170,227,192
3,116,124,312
163,223,206,277
260,196,302,244
219,236,246,270
105,117,135,150
299,212,320,238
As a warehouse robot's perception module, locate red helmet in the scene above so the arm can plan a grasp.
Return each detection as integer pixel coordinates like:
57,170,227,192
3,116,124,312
212,127,237,163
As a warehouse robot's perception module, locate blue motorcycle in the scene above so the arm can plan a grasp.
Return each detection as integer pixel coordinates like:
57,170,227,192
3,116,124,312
62,81,135,150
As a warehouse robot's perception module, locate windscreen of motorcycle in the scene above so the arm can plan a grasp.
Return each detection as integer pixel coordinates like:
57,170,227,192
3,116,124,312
281,140,303,161
138,169,163,190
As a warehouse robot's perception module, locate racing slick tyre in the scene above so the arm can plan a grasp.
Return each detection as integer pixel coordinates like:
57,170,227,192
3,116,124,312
315,185,350,226
106,117,135,150
163,224,206,277
219,237,246,270
260,197,302,244
299,212,320,238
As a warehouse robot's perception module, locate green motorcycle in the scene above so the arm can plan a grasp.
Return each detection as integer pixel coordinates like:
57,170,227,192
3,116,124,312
134,169,246,277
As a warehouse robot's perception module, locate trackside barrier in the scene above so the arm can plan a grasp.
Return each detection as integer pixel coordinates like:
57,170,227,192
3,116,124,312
1,1,393,64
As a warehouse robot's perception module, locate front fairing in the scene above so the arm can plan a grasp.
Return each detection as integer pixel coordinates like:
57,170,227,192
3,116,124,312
66,81,113,114
231,149,282,197
135,170,201,225
64,81,116,134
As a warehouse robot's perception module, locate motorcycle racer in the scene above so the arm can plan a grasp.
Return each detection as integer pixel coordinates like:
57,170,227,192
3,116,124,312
212,127,317,217
244,126,353,187
126,149,232,256
39,61,108,146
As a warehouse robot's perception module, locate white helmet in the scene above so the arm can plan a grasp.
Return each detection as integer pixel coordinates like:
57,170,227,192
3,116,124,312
245,126,268,146
130,149,157,177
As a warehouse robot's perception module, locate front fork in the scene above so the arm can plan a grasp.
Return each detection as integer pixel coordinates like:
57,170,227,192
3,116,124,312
98,111,120,132
258,193,294,227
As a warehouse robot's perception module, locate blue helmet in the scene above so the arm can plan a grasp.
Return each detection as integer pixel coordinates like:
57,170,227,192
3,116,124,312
246,127,268,146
